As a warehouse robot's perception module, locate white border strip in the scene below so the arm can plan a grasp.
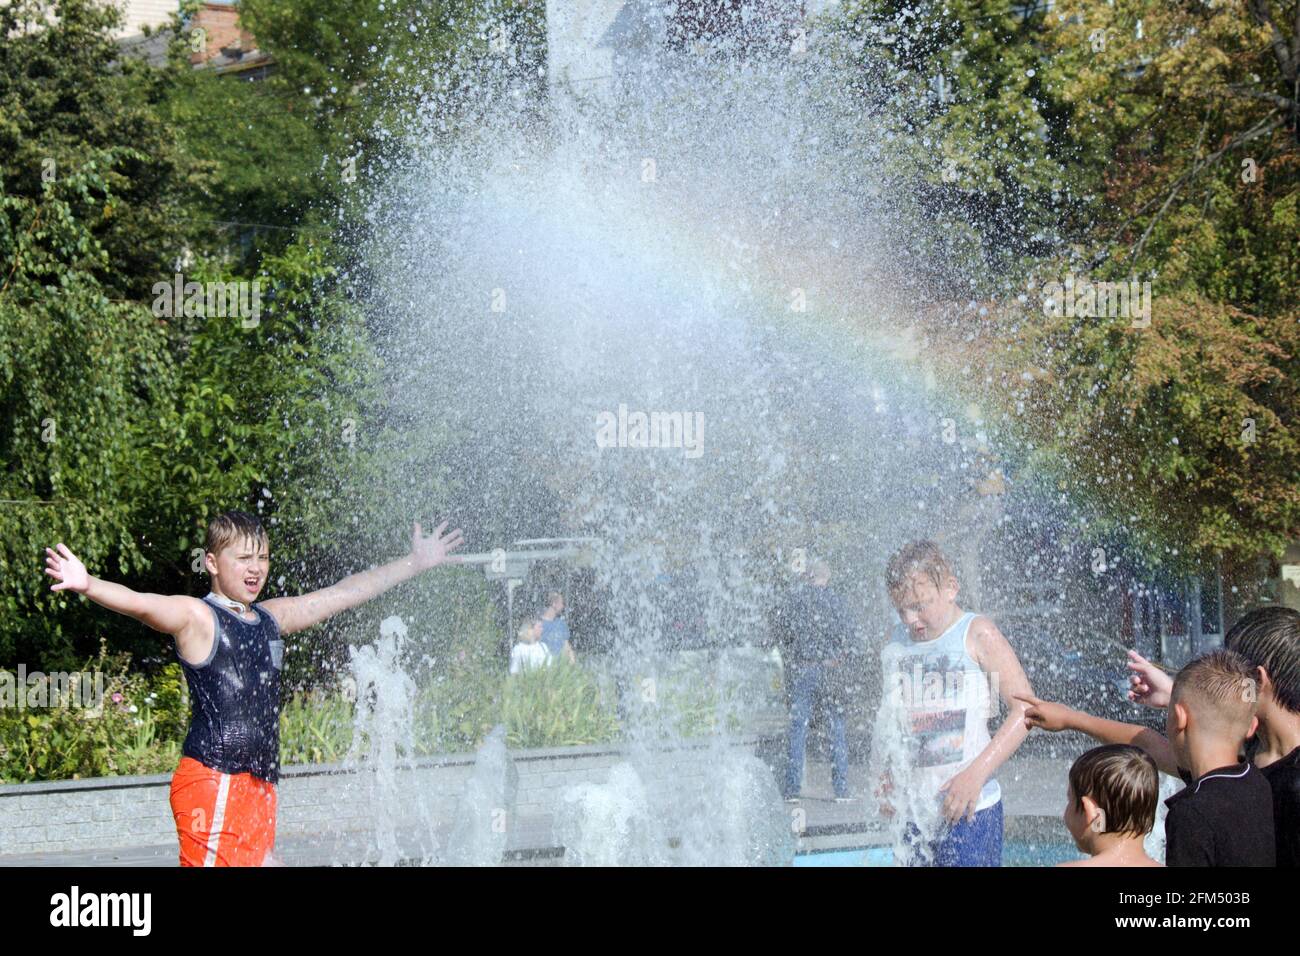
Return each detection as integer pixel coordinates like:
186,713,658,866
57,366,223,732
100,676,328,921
203,773,231,867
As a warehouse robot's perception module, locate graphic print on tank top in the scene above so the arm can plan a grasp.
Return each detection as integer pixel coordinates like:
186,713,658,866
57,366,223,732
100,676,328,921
894,652,970,770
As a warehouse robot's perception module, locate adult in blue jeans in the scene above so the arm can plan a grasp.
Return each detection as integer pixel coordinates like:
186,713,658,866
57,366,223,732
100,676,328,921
780,560,854,802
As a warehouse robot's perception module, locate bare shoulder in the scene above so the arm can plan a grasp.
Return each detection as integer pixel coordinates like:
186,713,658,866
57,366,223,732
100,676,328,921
168,594,213,632
967,614,1012,657
966,615,1031,692
173,596,216,662
256,595,294,631
968,614,1004,641
257,595,288,617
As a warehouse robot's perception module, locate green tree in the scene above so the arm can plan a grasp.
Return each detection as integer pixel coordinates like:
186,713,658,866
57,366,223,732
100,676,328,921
832,0,1299,566
0,0,203,296
1001,0,1300,565
0,0,198,665
0,0,406,672
829,0,1107,288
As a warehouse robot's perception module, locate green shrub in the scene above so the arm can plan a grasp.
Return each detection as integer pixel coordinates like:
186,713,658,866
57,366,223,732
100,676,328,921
2,648,758,783
659,669,743,739
500,662,621,750
278,690,354,766
0,646,186,782
409,666,503,755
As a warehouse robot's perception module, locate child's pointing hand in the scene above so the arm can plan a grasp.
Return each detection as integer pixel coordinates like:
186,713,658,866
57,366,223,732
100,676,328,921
1126,650,1173,709
1015,694,1076,733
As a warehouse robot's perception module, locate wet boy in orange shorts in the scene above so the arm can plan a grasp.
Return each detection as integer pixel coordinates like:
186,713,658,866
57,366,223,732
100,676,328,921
43,510,464,866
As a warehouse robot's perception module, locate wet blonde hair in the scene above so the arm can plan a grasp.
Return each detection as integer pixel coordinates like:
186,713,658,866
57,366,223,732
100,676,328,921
885,540,955,596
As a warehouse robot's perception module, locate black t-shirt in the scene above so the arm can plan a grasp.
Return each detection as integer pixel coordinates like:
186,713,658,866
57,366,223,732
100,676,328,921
1260,746,1300,868
1165,762,1276,867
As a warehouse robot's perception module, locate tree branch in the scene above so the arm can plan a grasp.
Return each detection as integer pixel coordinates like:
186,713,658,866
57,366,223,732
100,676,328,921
1225,84,1298,111
1120,112,1282,269
1248,0,1296,86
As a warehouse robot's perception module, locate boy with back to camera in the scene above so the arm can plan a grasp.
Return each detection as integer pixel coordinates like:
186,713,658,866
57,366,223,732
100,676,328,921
872,540,1035,866
42,509,465,866
1058,744,1162,867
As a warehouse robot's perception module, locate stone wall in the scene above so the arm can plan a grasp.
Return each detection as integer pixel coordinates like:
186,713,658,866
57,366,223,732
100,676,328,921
0,737,772,860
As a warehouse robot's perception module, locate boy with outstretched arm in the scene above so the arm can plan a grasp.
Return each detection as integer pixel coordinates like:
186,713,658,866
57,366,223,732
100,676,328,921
42,509,465,867
1021,648,1275,866
1127,607,1300,867
872,540,1035,866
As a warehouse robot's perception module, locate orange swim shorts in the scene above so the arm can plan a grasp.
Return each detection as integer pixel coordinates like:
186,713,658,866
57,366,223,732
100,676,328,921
169,756,278,867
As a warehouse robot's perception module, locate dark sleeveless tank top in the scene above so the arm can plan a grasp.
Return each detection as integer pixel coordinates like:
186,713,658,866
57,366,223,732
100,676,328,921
179,596,284,783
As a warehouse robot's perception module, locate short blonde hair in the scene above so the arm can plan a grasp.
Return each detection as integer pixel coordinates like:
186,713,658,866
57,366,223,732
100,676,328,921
517,617,540,642
204,510,268,560
1171,649,1259,739
885,540,955,596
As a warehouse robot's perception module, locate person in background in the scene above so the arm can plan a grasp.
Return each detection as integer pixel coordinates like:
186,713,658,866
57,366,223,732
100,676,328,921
782,559,855,803
509,617,550,675
540,590,577,664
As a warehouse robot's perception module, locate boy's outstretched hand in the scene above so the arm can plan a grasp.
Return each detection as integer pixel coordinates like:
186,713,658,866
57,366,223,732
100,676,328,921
411,520,465,570
1126,650,1173,708
45,544,89,593
1015,694,1078,733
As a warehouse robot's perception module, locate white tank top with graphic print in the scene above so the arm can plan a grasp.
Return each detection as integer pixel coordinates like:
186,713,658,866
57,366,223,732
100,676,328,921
879,611,1002,811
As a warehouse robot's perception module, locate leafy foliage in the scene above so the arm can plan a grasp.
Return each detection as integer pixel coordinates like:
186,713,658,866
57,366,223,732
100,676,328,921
0,0,394,670
3,0,1297,698
838,0,1299,564
977,292,1300,568
500,663,622,749
0,0,196,665
0,648,187,782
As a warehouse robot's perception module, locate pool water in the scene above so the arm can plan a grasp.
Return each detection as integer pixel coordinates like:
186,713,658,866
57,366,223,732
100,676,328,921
794,841,1085,867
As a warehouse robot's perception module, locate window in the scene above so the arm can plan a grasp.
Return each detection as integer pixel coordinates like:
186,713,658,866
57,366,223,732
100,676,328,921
1198,567,1224,642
